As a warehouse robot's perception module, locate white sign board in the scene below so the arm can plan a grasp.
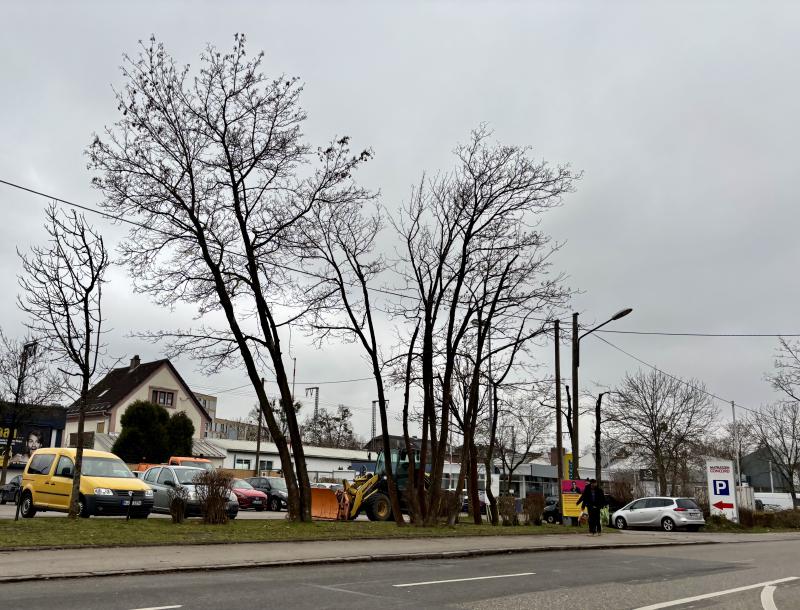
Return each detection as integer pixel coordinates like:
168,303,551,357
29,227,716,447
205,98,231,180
706,458,738,522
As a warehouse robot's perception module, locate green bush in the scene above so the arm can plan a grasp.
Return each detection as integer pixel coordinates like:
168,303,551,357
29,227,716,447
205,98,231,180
112,400,196,463
112,400,170,463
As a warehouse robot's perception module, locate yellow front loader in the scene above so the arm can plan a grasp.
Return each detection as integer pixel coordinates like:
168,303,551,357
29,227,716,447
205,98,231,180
311,449,419,521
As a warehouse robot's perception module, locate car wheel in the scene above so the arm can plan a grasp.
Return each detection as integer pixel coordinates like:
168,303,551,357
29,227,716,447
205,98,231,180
615,516,627,530
20,492,36,518
0,495,6,505
546,514,555,524
661,517,675,532
269,497,281,512
78,496,91,518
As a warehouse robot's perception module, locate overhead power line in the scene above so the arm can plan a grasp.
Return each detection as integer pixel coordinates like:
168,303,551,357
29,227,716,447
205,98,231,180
590,333,775,420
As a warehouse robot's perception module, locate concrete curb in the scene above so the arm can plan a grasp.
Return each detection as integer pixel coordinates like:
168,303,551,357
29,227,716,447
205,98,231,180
0,540,719,583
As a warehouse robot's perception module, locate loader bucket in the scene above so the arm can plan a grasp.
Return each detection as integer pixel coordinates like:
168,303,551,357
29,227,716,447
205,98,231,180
311,487,341,520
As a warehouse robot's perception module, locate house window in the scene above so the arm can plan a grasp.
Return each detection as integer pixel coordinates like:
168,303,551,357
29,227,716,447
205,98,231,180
235,458,251,469
152,390,175,407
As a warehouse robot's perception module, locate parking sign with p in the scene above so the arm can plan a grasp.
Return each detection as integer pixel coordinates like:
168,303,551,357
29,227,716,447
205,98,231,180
706,458,738,522
713,479,730,496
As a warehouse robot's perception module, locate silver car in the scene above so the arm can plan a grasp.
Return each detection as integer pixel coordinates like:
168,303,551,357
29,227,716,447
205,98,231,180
141,465,239,519
612,497,705,532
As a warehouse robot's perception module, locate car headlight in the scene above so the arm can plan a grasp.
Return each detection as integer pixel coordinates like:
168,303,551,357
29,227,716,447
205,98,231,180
229,492,237,502
187,490,198,501
278,490,288,498
94,488,114,496
144,489,154,498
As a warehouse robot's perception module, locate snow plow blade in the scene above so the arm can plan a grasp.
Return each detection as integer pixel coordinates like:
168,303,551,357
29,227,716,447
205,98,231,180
311,487,342,520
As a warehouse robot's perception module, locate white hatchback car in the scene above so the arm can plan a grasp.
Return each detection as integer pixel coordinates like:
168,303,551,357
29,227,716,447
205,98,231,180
612,497,705,532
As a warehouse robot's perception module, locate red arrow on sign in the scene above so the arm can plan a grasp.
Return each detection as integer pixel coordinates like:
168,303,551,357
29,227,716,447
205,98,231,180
713,501,734,510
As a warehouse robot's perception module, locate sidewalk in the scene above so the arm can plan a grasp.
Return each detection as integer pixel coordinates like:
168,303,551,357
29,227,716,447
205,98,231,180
1,530,799,583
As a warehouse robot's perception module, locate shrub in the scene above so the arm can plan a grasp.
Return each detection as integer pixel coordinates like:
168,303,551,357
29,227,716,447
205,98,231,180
112,400,170,463
498,495,519,526
166,411,195,457
168,485,189,524
523,493,545,526
434,490,462,523
195,469,234,524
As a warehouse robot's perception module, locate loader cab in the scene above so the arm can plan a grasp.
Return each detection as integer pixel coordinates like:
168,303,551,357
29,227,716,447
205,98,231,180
374,449,416,491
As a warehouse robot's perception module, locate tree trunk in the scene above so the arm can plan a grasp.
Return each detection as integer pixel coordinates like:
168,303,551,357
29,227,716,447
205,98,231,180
69,382,88,518
468,440,482,525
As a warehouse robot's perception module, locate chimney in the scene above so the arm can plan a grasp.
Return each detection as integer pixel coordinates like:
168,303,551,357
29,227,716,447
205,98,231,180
129,355,140,371
549,446,565,466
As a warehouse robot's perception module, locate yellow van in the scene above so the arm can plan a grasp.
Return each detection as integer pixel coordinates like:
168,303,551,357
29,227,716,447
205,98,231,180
20,447,154,518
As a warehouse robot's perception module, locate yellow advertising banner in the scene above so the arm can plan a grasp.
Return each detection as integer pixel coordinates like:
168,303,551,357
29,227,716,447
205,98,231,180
561,478,587,518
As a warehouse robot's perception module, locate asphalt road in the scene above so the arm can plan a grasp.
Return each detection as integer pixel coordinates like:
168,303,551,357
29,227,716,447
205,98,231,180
3,539,799,609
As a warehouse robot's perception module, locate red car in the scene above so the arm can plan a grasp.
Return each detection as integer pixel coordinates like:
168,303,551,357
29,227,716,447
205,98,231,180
231,478,268,511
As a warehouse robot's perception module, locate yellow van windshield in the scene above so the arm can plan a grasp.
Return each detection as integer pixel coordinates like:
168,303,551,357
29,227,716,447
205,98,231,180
82,457,134,478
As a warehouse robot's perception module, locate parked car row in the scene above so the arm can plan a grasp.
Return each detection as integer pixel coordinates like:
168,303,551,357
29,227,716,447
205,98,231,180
12,447,294,519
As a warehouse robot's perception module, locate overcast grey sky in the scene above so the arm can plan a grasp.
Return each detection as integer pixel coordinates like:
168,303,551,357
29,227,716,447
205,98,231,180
2,1,799,443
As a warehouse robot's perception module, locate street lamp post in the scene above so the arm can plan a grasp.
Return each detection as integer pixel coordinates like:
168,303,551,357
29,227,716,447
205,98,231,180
554,320,563,486
570,308,632,477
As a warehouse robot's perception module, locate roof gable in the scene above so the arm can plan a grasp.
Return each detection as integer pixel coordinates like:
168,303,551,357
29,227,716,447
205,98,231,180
67,359,211,422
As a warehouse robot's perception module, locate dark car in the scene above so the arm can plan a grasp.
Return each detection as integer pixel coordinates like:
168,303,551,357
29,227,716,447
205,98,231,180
543,497,562,523
0,475,22,505
245,476,288,511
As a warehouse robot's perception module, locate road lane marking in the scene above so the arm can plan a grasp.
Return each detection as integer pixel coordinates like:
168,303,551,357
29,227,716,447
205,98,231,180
761,585,778,610
633,577,799,609
129,606,183,610
393,572,535,587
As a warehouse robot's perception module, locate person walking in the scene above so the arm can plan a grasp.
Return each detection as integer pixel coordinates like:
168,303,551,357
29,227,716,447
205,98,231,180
576,478,606,536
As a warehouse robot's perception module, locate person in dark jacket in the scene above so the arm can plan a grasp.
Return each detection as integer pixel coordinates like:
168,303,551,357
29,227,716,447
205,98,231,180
576,478,606,535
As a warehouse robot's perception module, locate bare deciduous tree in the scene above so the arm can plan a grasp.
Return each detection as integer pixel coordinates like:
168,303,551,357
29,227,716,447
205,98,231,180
0,329,59,484
89,36,369,521
606,369,718,495
494,391,551,495
301,405,360,450
749,403,800,504
18,205,108,518
296,197,407,523
395,127,575,525
755,338,800,503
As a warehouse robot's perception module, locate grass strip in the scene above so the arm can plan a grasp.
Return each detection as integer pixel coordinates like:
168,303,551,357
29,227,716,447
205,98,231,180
0,518,593,550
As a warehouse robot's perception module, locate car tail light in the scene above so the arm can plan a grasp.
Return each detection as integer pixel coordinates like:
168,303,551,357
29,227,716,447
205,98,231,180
674,507,687,512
